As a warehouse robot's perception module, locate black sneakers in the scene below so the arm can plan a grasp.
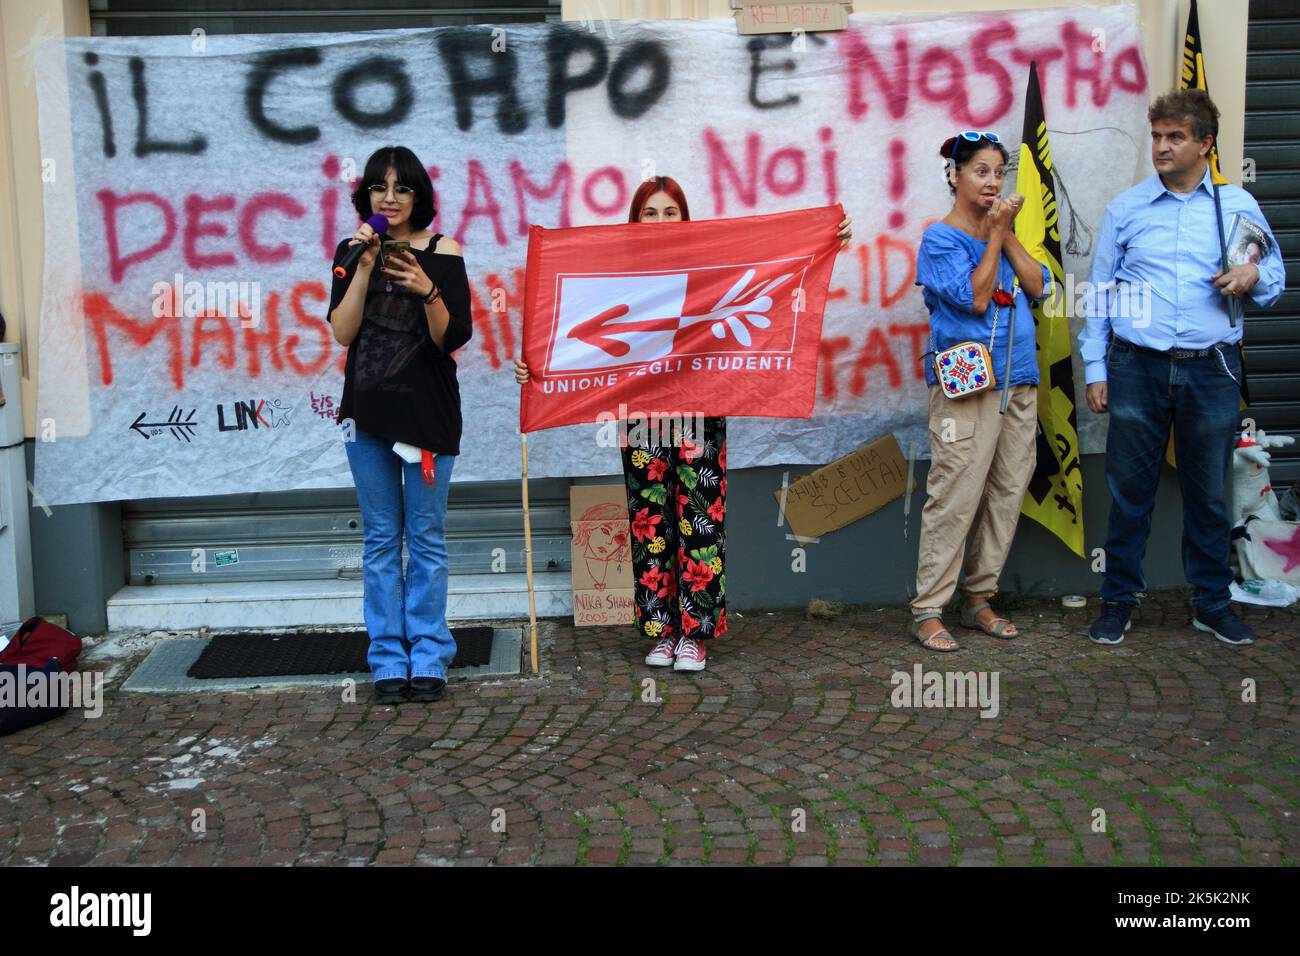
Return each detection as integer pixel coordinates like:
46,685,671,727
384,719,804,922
1089,603,1134,645
409,677,447,702
374,677,448,703
1192,606,1256,646
373,678,409,704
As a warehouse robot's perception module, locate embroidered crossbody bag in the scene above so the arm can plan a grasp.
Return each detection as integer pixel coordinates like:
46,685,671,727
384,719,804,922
931,284,1015,399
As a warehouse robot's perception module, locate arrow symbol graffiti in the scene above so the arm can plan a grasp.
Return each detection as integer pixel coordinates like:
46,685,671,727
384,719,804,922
131,406,198,442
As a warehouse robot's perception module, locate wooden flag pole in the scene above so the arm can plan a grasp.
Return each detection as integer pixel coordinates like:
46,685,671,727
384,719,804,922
520,430,540,674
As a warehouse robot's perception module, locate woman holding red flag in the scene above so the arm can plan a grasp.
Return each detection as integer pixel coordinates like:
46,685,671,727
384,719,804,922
515,177,850,671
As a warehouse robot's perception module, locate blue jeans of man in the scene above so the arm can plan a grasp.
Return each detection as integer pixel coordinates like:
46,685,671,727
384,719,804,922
1100,337,1242,612
345,428,457,682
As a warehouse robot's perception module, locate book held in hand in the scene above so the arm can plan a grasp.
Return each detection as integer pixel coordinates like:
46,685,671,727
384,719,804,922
1226,213,1271,268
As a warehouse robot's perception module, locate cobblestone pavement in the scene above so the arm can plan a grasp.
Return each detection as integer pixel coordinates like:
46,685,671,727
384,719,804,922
1,590,1295,866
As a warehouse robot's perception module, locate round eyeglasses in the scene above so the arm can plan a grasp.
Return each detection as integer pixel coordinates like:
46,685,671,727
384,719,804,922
368,183,415,203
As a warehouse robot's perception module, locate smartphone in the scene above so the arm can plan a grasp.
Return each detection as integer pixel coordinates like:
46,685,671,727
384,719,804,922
381,239,411,259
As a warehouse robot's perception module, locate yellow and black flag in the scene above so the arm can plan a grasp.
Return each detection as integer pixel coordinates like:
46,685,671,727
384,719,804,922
1167,0,1239,467
1015,60,1084,557
1181,0,1229,185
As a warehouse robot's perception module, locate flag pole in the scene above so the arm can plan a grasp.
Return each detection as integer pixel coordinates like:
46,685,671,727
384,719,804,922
521,430,540,675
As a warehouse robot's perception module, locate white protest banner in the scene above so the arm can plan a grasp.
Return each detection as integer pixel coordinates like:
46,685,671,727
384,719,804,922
34,9,1151,505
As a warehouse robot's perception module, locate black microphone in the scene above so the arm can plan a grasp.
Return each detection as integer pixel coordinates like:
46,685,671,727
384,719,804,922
333,213,390,279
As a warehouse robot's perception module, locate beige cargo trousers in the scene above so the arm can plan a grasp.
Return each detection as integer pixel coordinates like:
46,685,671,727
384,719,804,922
911,382,1038,616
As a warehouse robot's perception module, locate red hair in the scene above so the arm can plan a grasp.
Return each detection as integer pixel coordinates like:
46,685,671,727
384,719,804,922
627,176,691,223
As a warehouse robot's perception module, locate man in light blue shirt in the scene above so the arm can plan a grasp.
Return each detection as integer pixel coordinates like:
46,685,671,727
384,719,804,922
1079,89,1285,647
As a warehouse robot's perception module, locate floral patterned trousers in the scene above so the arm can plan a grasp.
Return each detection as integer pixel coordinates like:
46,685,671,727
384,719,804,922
622,416,728,642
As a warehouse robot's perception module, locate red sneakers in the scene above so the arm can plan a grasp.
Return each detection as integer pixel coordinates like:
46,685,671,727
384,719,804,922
673,636,706,671
645,635,678,667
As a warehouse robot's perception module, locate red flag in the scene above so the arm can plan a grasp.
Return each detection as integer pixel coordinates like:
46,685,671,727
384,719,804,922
519,205,843,433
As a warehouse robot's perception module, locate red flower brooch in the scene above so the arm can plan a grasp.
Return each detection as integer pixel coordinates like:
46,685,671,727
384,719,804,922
991,287,1015,307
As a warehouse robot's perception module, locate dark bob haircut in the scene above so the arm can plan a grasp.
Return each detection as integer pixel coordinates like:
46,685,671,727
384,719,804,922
350,145,436,231
939,135,1010,195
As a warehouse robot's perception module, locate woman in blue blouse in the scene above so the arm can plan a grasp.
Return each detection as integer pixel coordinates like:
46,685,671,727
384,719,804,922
911,132,1050,652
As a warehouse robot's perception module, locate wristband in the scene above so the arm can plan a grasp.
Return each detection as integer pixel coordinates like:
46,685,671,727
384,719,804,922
423,284,441,304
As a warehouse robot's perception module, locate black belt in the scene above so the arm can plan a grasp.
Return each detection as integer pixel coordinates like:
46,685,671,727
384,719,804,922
1114,337,1234,360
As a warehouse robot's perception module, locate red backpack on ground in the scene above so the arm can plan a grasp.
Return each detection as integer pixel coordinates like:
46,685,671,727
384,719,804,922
0,617,81,672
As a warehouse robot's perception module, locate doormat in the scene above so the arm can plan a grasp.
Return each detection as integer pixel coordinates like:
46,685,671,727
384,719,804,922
120,627,522,694
186,626,495,679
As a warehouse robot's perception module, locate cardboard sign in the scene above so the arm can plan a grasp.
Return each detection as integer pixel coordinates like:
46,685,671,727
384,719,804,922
774,433,911,539
737,2,850,35
570,484,636,627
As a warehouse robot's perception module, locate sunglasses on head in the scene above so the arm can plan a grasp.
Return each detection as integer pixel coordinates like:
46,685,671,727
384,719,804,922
950,131,1002,158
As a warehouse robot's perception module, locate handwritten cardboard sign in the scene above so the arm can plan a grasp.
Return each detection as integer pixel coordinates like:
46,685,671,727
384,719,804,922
570,484,636,627
774,433,912,539
737,1,850,35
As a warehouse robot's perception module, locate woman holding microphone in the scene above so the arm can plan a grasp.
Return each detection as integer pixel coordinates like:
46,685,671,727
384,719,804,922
328,145,473,703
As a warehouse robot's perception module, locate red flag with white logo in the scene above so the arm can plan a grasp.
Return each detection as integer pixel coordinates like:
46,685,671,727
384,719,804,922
519,205,844,432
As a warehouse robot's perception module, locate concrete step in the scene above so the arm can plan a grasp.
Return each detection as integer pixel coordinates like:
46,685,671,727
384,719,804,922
106,572,573,631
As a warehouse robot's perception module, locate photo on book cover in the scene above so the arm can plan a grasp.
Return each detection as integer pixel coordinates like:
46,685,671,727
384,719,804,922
1226,213,1272,267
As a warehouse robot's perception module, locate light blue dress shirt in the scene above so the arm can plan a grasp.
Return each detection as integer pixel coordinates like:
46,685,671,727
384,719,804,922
1079,164,1286,385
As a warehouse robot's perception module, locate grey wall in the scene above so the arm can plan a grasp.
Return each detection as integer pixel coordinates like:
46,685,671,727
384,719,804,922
27,440,1194,635
25,441,123,636
727,453,1190,610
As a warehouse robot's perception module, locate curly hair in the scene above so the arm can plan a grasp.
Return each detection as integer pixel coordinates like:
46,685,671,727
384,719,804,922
1148,88,1219,144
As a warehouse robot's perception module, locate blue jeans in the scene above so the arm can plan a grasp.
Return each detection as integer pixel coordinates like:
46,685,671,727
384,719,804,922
345,428,457,682
1100,337,1241,612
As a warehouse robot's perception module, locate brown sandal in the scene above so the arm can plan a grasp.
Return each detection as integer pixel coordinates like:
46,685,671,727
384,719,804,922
910,614,961,652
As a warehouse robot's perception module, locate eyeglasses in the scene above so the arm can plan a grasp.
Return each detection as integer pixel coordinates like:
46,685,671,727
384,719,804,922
368,183,415,203
950,131,1002,158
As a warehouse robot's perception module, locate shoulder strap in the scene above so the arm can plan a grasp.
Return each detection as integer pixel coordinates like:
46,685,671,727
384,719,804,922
1211,181,1242,329
15,616,41,642
10,616,43,650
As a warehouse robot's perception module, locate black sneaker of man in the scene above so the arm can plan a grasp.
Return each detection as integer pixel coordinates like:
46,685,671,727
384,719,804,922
409,677,447,702
1192,605,1255,646
1089,602,1133,645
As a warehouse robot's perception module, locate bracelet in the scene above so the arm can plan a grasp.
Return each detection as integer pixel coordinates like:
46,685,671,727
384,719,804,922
423,284,441,304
